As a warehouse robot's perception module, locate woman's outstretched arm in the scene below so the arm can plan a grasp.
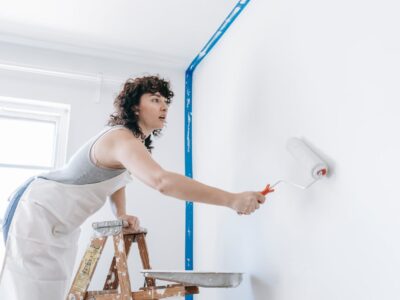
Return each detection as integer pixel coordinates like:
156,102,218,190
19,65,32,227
111,129,265,215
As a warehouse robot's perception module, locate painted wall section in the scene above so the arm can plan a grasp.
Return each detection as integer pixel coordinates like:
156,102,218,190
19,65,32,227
0,42,185,292
193,0,400,299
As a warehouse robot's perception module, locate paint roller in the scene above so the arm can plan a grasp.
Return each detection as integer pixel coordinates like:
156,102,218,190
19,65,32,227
260,137,328,195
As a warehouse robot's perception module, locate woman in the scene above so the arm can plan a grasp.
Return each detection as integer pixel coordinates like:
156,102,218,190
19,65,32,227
0,75,271,300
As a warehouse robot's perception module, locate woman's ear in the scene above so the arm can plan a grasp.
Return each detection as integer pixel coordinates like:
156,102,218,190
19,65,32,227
132,105,139,115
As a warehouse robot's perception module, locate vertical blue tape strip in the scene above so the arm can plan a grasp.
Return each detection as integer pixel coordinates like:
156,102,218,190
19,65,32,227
185,69,193,272
184,1,250,299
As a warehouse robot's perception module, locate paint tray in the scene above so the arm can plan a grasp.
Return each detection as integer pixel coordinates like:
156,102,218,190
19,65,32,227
141,270,243,288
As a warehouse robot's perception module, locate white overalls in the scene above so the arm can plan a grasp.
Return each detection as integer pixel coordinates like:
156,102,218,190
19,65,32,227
0,170,132,299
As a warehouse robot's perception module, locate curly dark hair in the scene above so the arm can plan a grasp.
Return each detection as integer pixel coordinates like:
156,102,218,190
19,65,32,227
107,75,174,153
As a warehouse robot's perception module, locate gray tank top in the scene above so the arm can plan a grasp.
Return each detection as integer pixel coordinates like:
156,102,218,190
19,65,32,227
40,126,127,185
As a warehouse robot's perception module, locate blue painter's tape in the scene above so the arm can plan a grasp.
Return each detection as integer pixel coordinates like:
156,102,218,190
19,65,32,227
184,1,251,299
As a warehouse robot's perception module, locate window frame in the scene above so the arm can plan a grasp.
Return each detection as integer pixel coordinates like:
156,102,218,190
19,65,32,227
0,96,70,169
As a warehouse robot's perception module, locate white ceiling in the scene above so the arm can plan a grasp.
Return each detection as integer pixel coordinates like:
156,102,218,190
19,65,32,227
0,0,238,68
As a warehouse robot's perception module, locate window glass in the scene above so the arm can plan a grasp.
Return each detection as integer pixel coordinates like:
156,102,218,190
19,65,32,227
0,117,56,167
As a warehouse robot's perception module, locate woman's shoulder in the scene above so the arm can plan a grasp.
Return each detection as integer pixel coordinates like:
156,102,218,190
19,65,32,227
107,126,134,138
105,126,143,146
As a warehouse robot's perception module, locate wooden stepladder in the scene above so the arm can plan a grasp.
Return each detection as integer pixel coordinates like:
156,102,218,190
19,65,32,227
66,220,198,300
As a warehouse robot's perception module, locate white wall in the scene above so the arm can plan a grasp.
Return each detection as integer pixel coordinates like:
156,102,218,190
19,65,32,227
193,0,400,299
0,42,186,291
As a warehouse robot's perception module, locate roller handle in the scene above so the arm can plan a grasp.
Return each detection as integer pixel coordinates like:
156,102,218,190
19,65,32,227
260,184,275,197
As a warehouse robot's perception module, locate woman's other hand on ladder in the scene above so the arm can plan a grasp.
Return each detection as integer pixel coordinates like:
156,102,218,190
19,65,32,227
118,214,141,231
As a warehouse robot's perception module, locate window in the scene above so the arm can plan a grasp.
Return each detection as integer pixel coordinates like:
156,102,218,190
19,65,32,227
0,96,69,257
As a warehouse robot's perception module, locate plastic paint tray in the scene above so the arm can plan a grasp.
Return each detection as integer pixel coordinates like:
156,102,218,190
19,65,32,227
141,270,243,288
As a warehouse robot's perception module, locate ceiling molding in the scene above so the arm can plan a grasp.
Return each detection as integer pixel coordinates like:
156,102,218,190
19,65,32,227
0,32,187,70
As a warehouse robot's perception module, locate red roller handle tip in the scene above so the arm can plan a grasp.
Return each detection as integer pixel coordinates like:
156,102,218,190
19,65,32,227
260,184,275,196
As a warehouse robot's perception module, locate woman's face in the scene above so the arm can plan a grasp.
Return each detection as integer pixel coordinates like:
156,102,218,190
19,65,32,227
136,92,169,133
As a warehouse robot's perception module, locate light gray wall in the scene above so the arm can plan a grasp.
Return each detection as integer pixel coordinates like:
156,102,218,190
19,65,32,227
0,42,186,291
193,0,400,299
